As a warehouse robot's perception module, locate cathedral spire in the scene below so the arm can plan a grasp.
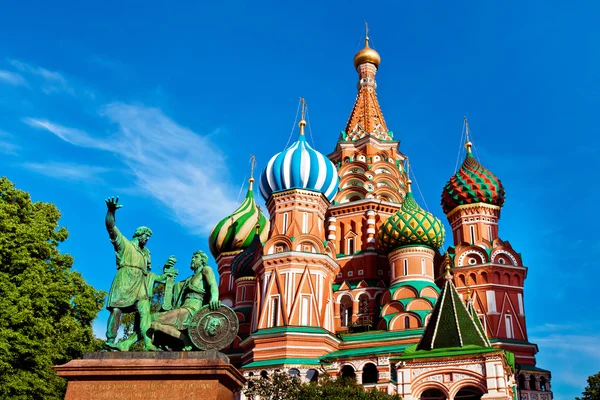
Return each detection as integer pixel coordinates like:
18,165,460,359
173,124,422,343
344,29,391,141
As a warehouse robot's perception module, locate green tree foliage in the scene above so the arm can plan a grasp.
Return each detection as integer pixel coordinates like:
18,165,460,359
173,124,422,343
244,370,402,400
577,371,600,400
0,177,106,399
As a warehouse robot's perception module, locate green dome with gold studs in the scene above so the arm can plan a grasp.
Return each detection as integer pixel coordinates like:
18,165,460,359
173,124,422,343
377,183,445,252
209,178,269,259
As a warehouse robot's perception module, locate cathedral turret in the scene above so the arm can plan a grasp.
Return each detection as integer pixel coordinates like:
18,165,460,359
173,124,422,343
441,120,535,367
241,101,340,368
209,158,269,307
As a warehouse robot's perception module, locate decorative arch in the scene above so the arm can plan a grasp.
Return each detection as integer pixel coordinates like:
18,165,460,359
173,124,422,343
491,249,519,266
448,379,487,399
339,161,369,176
413,382,450,400
389,312,420,330
420,286,439,298
381,301,404,316
393,286,418,300
406,298,434,311
457,249,488,266
362,363,378,384
265,235,293,255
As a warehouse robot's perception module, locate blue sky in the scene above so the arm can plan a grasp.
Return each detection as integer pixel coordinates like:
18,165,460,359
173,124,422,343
1,1,598,397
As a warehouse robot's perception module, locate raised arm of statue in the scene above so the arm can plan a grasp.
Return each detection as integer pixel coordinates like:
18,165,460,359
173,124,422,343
105,196,123,244
203,266,220,311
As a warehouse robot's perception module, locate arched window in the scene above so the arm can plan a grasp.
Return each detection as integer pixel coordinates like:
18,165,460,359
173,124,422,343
362,363,378,384
340,365,356,380
470,225,475,243
358,294,369,314
270,296,280,327
282,213,289,234
540,376,547,391
421,258,425,275
306,369,319,383
403,259,408,275
505,314,514,339
340,296,353,327
288,368,300,377
404,316,410,329
347,237,355,254
260,370,268,379
302,212,308,234
488,225,493,240
420,388,447,400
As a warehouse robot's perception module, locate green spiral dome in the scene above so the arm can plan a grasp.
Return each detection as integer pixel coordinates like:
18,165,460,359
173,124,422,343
209,182,269,258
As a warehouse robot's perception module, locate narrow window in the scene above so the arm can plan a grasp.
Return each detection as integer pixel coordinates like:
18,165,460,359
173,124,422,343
404,316,410,329
347,237,355,254
505,314,514,339
270,296,279,327
486,291,497,313
488,225,493,241
403,259,408,276
282,213,289,234
517,293,524,315
421,258,425,275
301,296,309,325
241,286,246,301
302,212,308,234
470,225,475,243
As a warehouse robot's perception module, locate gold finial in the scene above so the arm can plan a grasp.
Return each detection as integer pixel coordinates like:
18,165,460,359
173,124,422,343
406,179,412,193
299,97,307,135
248,155,256,190
464,116,473,153
444,265,453,281
354,24,381,69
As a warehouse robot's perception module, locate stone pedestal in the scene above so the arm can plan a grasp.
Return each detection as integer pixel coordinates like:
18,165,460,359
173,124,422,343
54,351,245,400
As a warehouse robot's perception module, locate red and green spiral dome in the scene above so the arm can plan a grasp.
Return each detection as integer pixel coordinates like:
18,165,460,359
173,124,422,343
441,145,505,214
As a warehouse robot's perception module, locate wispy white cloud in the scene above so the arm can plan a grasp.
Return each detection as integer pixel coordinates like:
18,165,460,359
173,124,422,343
531,323,600,398
23,104,239,233
0,70,28,87
23,118,109,149
0,130,20,155
8,59,82,96
21,162,110,183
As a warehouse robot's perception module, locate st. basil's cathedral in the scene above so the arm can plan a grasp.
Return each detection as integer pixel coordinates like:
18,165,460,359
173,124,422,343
208,35,552,400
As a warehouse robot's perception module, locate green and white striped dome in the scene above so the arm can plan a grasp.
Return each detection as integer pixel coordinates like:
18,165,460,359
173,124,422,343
209,179,269,259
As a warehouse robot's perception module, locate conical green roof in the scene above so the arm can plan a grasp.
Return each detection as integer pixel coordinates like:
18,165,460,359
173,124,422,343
417,268,490,350
466,296,491,347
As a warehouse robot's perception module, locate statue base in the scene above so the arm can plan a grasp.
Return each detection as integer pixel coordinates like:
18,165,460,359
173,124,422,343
54,351,245,400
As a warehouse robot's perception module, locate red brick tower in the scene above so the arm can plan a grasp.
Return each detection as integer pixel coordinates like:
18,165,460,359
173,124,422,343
440,120,538,368
326,35,408,331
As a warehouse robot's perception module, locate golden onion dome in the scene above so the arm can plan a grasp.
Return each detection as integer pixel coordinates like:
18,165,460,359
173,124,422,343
353,37,381,69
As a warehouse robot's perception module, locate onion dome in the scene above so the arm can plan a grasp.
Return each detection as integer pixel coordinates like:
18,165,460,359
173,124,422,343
353,36,381,69
259,115,339,203
377,181,445,251
230,225,263,279
441,140,505,214
209,177,269,259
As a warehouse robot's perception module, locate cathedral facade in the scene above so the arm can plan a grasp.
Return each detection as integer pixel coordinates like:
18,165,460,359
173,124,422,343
208,36,552,400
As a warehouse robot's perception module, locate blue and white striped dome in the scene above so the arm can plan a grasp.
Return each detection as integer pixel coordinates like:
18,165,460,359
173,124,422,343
259,129,339,202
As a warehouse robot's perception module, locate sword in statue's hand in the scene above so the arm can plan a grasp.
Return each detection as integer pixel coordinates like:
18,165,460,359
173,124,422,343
162,255,178,311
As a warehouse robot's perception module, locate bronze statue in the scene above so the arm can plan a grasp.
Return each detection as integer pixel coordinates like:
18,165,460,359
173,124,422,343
104,197,177,351
150,250,221,350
